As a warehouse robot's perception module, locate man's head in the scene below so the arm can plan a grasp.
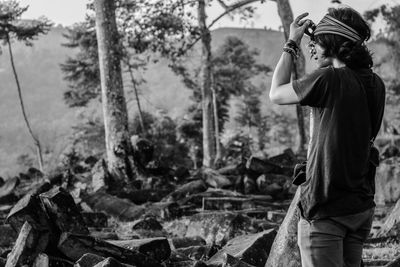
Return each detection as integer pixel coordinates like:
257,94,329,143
310,7,373,69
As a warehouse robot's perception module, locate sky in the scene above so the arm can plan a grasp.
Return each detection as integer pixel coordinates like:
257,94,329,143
18,0,397,33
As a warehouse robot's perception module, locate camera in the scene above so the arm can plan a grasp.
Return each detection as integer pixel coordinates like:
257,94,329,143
304,20,316,38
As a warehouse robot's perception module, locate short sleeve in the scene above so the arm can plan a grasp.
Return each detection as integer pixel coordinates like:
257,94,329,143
292,67,333,107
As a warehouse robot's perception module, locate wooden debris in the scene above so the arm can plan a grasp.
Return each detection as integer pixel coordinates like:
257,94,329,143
89,228,118,240
5,221,48,267
207,229,276,267
169,236,206,249
39,186,89,235
57,233,162,267
176,244,218,261
265,189,301,267
131,217,163,231
116,189,171,205
245,157,278,175
81,192,146,221
169,260,208,267
91,159,110,192
107,237,171,263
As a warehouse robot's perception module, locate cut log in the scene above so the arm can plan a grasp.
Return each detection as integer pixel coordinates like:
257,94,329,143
207,230,276,267
265,189,301,267
81,192,146,221
82,212,108,228
39,186,89,235
106,237,171,262
93,257,135,267
75,253,105,267
169,236,206,249
5,221,48,267
5,194,50,233
0,225,17,247
207,253,255,267
57,233,162,267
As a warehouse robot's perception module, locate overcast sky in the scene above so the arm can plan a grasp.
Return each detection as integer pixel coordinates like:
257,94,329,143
18,0,396,33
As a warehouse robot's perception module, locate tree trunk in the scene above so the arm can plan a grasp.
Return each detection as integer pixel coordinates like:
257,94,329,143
212,87,222,165
275,0,307,155
266,1,309,266
127,63,146,135
198,0,216,168
94,0,134,184
7,35,44,172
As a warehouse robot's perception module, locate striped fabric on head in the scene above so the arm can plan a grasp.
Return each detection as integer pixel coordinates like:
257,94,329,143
314,14,362,42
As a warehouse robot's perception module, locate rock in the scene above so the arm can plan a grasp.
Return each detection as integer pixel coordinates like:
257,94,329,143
91,159,110,192
265,189,301,267
207,229,276,267
93,257,134,267
5,221,48,267
185,212,253,246
82,192,146,221
375,157,400,204
82,212,108,228
39,186,89,235
207,253,255,267
164,180,208,202
169,236,206,250
75,253,105,267
58,233,162,267
107,237,171,262
0,225,17,247
176,245,218,261
6,194,50,233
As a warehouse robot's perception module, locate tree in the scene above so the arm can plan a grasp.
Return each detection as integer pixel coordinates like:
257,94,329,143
0,0,52,172
93,0,135,185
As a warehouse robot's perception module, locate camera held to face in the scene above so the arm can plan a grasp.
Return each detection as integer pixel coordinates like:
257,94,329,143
304,20,316,38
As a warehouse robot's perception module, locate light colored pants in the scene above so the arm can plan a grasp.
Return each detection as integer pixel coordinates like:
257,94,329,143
298,208,374,267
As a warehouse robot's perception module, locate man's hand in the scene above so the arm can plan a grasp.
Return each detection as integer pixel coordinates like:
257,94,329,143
289,13,311,45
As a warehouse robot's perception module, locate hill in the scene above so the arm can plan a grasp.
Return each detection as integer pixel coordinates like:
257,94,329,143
0,26,394,178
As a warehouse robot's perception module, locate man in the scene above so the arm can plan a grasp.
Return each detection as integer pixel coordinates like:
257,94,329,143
269,7,385,267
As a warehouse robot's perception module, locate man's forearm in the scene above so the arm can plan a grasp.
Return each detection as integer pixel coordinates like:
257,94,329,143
271,52,293,89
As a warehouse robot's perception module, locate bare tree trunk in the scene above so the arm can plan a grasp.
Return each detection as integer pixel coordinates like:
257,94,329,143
6,34,44,172
127,63,146,135
94,0,134,184
212,87,222,165
275,0,307,155
198,0,216,168
266,0,308,266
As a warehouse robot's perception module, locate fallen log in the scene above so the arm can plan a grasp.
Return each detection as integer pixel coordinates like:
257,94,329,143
265,189,301,267
106,237,171,262
207,230,276,267
5,221,49,267
57,233,162,267
39,186,89,235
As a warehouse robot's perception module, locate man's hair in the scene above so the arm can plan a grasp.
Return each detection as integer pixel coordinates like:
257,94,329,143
314,7,373,69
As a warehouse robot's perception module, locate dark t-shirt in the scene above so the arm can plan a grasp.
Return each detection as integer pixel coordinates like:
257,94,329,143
292,66,385,219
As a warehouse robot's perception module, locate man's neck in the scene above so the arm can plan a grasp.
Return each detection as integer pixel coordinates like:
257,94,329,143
332,58,346,68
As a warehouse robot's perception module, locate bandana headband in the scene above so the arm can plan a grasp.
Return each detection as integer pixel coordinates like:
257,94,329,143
314,14,362,42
